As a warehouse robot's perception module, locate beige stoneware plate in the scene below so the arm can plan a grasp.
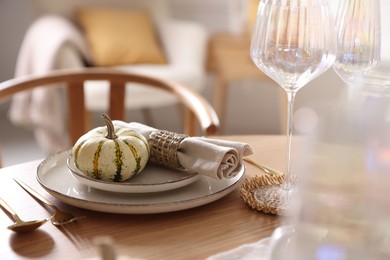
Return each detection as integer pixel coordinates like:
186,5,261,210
36,150,245,214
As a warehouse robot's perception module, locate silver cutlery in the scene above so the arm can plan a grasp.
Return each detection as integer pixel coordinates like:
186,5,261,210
14,178,85,226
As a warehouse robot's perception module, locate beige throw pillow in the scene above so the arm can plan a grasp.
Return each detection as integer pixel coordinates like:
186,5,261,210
76,8,166,66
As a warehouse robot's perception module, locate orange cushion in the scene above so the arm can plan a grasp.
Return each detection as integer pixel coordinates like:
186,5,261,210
76,8,166,66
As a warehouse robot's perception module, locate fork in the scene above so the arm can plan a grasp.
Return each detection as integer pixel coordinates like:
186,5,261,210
14,178,85,226
243,157,283,176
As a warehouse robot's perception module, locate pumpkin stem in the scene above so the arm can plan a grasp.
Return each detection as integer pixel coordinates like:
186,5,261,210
101,114,118,139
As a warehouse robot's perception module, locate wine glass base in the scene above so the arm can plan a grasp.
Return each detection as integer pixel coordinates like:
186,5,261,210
254,184,295,215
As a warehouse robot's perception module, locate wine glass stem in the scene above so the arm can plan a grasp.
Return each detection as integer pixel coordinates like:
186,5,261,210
284,91,296,191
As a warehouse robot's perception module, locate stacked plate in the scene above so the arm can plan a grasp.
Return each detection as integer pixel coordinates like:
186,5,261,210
67,154,201,193
36,149,245,214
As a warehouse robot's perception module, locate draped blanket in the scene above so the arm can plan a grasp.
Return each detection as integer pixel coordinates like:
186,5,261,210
8,15,92,153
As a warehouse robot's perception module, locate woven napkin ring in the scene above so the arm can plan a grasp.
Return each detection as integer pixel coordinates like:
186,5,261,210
148,130,188,170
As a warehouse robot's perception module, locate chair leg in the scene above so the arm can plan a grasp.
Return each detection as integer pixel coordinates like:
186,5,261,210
109,82,125,121
213,76,227,133
84,110,92,131
141,108,155,127
67,81,86,146
183,107,197,136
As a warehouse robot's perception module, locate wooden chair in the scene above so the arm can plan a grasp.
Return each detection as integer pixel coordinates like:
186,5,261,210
0,68,220,167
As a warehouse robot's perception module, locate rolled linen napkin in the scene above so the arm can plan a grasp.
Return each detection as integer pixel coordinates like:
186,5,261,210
113,121,254,179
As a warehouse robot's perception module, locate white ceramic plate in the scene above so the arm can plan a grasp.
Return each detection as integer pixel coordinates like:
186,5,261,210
67,153,200,193
36,150,245,214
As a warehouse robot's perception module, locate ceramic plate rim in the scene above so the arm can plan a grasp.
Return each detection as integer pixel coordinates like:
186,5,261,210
36,150,245,214
66,152,200,193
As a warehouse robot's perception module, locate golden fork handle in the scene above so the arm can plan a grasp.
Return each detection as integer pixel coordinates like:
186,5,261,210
14,178,57,212
243,157,283,176
14,178,85,226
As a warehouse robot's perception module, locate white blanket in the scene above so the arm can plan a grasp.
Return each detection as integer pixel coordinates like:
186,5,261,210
8,15,92,153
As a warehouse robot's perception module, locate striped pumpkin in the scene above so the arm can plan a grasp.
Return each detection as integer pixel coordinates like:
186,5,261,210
72,114,150,182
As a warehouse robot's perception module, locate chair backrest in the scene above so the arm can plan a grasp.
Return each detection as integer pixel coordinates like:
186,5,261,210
0,68,220,166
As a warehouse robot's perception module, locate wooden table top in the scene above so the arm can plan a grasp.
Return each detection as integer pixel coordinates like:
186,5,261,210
0,135,291,260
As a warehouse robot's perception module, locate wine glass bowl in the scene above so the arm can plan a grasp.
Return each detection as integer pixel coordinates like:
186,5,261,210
250,0,336,213
333,0,381,83
250,0,336,92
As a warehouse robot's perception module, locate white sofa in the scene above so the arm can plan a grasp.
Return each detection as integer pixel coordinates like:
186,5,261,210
32,0,208,115
8,0,208,153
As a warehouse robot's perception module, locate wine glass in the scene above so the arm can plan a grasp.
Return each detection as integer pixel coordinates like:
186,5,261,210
250,0,336,212
333,0,381,84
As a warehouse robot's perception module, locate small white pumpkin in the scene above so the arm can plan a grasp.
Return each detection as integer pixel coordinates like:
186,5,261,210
72,114,150,182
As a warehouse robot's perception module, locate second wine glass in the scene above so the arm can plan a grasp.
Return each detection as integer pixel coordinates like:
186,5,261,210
250,0,336,213
333,0,381,84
